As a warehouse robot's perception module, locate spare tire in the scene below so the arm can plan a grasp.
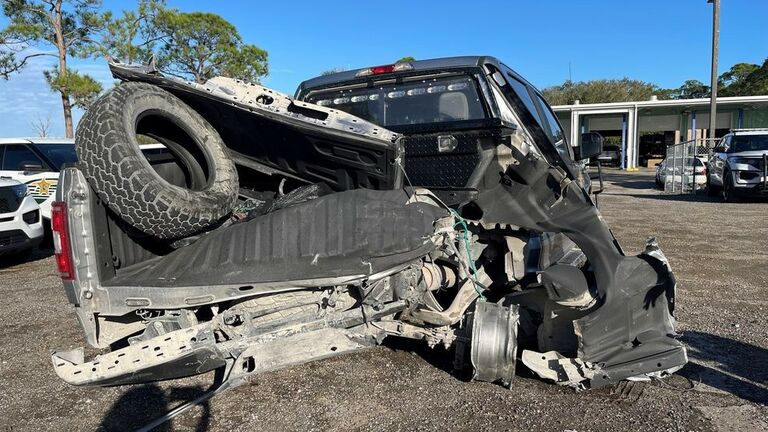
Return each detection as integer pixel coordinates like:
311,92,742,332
76,81,238,239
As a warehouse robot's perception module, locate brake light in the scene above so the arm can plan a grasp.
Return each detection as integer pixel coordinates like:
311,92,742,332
355,62,414,77
372,65,396,75
51,201,75,281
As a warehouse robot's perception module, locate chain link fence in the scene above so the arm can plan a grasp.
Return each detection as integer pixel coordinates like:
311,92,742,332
663,138,719,194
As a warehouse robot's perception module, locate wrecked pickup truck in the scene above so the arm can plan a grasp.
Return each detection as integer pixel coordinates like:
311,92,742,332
51,56,687,399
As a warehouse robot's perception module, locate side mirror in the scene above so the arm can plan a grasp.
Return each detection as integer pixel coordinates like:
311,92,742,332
574,132,604,161
654,162,661,167
21,162,44,172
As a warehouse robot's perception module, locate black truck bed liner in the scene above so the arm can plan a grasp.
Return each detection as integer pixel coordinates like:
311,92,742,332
106,189,447,288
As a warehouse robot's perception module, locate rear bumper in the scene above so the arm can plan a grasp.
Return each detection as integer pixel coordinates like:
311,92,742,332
51,302,389,387
52,326,226,386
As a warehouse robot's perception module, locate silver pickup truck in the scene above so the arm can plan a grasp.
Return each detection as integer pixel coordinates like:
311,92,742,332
50,57,686,409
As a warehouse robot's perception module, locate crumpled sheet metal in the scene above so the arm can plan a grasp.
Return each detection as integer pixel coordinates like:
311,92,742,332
109,62,399,144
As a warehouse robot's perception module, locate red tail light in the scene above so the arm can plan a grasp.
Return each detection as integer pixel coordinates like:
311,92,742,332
371,65,396,74
51,201,75,281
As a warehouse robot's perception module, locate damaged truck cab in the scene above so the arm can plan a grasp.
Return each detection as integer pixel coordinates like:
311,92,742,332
51,56,686,398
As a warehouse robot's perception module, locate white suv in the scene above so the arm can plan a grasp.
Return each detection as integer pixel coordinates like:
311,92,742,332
707,129,768,202
0,177,44,260
0,138,77,220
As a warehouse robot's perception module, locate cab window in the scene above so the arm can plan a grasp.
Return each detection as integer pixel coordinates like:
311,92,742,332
30,143,77,170
306,74,488,128
498,65,572,160
534,93,571,159
1,144,45,170
505,74,542,126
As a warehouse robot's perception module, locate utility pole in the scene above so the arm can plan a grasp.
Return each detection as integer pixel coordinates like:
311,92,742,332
708,0,720,141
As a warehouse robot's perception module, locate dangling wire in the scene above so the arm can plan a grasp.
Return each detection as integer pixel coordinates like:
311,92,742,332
449,209,486,300
396,158,414,199
397,160,485,300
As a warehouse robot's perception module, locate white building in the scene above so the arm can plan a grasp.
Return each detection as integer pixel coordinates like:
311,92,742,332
553,95,768,169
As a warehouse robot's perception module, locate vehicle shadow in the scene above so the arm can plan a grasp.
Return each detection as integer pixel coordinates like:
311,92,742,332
626,193,724,203
678,330,768,404
381,337,466,379
600,174,658,190
97,383,212,432
386,329,768,405
381,337,540,382
0,247,54,269
30,246,54,260
627,192,768,203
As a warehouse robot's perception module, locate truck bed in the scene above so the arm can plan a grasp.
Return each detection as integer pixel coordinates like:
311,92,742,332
105,188,446,289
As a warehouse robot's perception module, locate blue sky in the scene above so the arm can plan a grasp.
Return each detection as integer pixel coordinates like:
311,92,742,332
1,0,767,137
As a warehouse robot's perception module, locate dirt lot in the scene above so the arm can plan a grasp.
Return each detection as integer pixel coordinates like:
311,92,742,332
0,170,766,432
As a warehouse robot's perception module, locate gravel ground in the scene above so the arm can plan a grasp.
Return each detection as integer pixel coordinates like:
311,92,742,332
0,169,766,432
